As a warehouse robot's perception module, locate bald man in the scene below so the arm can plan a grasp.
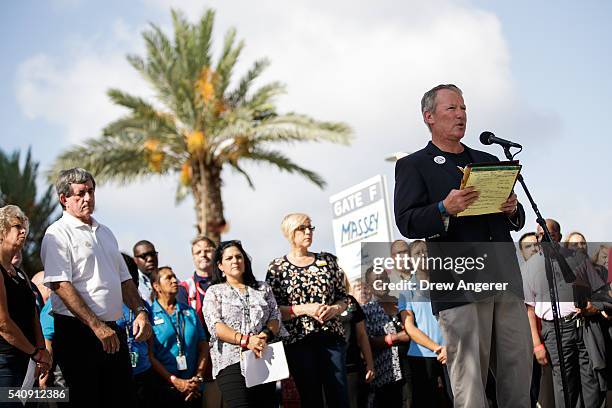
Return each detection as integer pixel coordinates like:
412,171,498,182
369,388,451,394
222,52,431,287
523,218,607,408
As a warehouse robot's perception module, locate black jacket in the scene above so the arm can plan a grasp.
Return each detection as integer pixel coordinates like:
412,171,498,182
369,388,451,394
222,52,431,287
394,141,526,312
394,141,525,242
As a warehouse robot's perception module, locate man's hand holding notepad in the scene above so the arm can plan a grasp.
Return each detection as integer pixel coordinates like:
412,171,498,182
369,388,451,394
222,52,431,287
457,161,521,217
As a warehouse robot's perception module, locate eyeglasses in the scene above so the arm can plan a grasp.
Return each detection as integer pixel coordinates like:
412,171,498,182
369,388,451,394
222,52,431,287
295,225,315,232
135,251,158,260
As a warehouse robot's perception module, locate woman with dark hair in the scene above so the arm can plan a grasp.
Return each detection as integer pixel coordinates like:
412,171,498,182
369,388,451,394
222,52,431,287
362,266,409,408
563,231,588,255
203,240,284,408
148,266,209,407
0,205,51,401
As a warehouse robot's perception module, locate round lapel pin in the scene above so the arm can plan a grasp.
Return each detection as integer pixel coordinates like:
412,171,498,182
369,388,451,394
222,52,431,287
434,155,446,164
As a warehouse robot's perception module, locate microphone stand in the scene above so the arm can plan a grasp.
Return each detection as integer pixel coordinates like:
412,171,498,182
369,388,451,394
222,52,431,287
503,146,575,408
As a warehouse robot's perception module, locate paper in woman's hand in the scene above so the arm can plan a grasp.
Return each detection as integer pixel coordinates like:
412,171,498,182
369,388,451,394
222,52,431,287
242,342,290,388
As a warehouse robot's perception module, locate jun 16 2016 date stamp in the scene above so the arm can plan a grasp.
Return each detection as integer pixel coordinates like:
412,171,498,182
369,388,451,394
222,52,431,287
0,387,69,402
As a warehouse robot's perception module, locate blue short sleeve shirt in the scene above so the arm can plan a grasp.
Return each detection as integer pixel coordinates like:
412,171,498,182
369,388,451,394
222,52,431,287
40,301,54,341
151,300,207,378
116,303,152,375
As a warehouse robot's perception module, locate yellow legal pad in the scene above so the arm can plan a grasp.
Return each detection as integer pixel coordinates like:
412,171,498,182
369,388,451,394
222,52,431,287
457,161,521,217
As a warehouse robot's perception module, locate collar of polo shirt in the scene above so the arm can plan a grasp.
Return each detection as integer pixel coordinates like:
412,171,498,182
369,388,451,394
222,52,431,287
62,211,100,229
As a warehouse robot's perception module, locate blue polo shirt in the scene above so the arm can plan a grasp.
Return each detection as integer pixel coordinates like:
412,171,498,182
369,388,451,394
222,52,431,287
151,300,207,379
398,281,445,358
40,301,54,340
116,303,152,375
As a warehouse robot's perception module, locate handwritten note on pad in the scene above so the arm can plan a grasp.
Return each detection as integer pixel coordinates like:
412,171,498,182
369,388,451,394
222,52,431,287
457,161,521,217
243,342,290,388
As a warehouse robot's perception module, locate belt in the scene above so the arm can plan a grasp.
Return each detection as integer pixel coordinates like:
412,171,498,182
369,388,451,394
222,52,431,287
542,312,579,323
54,313,118,328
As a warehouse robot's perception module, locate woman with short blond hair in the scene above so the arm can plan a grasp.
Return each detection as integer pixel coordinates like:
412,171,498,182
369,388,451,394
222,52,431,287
266,213,350,408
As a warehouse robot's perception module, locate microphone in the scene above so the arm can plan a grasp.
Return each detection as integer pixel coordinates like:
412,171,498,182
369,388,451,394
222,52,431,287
479,131,522,149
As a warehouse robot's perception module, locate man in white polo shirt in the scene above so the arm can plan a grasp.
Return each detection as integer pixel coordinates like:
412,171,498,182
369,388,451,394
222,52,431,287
41,168,152,407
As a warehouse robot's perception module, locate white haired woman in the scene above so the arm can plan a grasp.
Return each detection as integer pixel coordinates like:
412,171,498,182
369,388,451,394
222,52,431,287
266,213,350,408
0,205,51,396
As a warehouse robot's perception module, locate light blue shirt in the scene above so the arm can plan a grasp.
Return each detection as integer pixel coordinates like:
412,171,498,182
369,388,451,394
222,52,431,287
40,301,54,341
151,300,207,379
116,304,152,375
398,281,444,358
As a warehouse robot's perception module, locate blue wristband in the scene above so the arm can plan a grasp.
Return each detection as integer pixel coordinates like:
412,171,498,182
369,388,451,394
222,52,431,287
438,200,448,216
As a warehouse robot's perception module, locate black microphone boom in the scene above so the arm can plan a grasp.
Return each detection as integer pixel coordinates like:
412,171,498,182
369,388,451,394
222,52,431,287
479,131,522,149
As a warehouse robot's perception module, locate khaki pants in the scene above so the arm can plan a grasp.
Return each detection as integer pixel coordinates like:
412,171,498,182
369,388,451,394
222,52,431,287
438,293,532,407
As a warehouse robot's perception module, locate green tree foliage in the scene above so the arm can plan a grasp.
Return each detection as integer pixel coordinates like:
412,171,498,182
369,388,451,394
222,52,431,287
0,148,59,276
49,8,352,242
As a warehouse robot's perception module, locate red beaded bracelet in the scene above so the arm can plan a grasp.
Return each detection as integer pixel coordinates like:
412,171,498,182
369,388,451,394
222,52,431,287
533,344,545,353
240,334,250,349
384,334,394,347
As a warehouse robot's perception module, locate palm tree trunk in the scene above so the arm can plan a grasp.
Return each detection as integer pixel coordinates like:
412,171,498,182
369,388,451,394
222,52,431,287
192,162,225,243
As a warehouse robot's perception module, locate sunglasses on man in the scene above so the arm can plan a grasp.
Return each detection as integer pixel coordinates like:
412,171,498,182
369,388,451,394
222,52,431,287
135,251,158,260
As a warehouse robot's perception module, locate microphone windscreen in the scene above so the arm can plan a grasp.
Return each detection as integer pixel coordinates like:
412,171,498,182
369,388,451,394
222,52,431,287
480,131,494,145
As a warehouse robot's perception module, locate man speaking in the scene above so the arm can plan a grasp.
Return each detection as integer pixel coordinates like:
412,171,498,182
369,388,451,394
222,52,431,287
394,84,532,407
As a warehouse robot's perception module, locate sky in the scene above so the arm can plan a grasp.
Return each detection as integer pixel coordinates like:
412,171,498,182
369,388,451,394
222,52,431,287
1,0,611,280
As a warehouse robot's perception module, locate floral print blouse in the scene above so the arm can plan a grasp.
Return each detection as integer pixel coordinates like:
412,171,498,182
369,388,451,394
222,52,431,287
362,300,403,388
202,281,285,378
266,252,348,344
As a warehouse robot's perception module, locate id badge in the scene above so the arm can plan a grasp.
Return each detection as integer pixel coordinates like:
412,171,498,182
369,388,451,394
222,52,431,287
176,354,188,371
130,351,139,368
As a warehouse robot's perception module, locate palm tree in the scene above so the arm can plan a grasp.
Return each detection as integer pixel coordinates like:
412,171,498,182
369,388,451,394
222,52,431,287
0,148,60,276
49,8,352,242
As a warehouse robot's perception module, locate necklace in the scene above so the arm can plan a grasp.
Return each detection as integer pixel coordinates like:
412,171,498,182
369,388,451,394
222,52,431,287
0,263,20,284
227,283,251,334
227,281,246,291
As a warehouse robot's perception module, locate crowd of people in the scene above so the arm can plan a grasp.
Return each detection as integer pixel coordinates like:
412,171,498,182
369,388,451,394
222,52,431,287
1,83,611,408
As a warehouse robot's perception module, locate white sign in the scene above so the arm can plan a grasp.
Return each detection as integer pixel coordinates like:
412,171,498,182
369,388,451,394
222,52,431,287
329,175,393,279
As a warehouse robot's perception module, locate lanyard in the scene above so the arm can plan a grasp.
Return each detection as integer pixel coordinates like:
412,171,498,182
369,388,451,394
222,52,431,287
194,274,208,296
159,303,186,356
228,284,251,334
125,309,134,350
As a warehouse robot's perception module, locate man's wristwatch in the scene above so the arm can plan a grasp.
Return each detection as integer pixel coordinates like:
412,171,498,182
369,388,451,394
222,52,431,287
135,306,149,315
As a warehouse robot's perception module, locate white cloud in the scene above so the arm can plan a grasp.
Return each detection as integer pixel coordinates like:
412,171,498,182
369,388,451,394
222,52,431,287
15,21,151,143
15,1,567,278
